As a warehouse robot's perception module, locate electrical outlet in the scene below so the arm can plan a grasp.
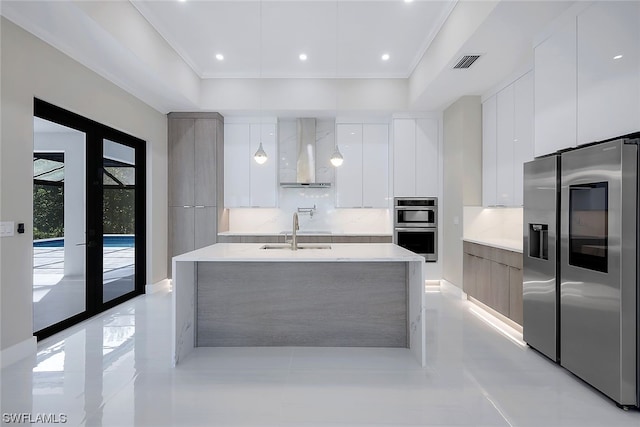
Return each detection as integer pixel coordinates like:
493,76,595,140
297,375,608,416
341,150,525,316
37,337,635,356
0,221,15,237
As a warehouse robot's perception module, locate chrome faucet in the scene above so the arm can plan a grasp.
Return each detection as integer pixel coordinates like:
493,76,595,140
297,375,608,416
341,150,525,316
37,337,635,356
297,204,316,218
291,212,299,250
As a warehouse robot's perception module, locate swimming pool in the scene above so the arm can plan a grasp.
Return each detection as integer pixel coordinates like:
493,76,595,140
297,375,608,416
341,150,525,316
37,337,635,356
34,235,135,248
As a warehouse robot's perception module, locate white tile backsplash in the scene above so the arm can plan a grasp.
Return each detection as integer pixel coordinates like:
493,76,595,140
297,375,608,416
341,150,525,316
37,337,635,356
463,206,523,246
228,185,391,234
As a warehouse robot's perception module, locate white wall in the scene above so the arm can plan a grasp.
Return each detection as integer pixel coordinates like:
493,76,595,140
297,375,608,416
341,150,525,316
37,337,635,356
200,78,409,115
442,96,482,288
0,17,167,355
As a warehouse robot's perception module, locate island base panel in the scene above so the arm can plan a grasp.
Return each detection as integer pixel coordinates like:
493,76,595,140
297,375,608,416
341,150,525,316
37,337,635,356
196,262,407,348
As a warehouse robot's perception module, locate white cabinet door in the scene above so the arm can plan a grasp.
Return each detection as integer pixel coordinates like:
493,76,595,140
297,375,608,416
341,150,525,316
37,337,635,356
534,17,577,157
223,123,251,207
335,124,363,208
415,118,439,197
496,84,515,207
362,124,389,208
393,119,416,197
513,71,534,206
577,1,640,145
250,123,277,207
482,96,497,206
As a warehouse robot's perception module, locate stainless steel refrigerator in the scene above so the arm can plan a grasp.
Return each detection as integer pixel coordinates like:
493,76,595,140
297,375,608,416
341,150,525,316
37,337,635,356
523,155,560,362
523,138,640,408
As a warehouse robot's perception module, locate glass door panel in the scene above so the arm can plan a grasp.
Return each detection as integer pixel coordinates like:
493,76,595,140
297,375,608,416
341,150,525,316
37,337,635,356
102,139,136,302
33,118,87,332
33,98,145,341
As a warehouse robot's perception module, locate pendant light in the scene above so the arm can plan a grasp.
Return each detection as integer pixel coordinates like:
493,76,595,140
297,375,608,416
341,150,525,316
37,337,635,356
254,142,267,164
253,0,267,164
330,147,344,167
331,0,343,168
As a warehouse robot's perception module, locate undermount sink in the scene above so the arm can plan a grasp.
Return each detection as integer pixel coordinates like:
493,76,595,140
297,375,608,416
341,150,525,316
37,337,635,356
260,244,332,250
279,230,332,235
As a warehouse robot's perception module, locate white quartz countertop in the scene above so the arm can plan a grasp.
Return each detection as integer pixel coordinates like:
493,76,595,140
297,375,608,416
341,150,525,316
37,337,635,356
462,237,523,253
173,243,424,262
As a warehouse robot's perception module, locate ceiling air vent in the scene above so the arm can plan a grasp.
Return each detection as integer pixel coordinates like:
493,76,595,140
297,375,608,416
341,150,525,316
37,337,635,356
453,54,481,69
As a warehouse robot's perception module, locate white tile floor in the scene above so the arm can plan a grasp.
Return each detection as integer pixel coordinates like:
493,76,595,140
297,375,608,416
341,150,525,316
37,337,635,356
2,285,639,426
33,247,135,331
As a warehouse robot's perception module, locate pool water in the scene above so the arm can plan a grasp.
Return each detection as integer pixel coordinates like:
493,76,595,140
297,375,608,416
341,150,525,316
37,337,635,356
34,235,135,248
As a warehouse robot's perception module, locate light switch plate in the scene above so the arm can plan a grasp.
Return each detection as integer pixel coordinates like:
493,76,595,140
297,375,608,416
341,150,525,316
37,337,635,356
0,221,15,237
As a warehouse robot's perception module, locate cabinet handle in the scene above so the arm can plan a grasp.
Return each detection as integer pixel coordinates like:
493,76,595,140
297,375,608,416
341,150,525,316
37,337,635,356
183,205,194,208
195,206,205,208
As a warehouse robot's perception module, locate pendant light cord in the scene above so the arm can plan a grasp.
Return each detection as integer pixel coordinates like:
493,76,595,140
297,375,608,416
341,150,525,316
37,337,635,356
254,0,268,164
330,0,344,167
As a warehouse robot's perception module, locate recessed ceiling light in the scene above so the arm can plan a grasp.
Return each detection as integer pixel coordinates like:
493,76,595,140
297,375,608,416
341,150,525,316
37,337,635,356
178,0,187,3
613,54,623,60
404,0,414,3
215,53,224,61
299,53,308,61
381,53,390,61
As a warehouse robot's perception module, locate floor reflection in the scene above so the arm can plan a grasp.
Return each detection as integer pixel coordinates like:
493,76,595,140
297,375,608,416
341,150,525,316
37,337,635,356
32,246,135,331
3,286,640,426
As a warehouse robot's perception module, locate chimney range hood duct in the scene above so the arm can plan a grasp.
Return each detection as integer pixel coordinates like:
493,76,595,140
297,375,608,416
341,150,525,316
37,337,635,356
280,118,331,188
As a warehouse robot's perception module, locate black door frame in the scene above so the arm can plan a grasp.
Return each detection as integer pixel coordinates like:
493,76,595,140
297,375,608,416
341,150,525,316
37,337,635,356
33,98,146,340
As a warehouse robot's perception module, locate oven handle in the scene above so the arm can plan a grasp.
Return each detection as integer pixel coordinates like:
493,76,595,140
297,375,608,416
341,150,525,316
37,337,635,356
394,206,437,211
394,227,436,232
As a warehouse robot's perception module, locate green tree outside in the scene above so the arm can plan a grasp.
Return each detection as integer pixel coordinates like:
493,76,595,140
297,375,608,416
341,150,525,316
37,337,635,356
33,184,64,240
33,184,135,240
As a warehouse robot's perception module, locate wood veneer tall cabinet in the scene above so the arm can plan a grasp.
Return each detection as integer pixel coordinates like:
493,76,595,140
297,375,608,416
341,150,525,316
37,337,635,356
168,112,225,277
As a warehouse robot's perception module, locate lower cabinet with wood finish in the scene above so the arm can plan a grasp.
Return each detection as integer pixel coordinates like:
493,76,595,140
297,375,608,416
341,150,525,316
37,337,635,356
463,241,523,325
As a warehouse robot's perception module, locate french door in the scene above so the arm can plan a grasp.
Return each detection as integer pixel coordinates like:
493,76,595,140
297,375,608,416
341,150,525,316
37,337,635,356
33,99,146,340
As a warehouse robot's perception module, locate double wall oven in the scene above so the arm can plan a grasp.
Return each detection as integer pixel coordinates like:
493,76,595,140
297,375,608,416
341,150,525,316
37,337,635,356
394,197,437,261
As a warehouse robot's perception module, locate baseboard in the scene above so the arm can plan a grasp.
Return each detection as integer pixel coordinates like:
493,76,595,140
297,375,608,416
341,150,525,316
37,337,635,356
0,337,36,368
468,296,524,334
440,279,464,299
145,278,171,294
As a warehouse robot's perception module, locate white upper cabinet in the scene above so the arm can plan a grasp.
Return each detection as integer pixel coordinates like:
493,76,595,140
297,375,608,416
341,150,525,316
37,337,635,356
415,119,439,197
393,118,439,197
577,1,640,145
534,16,577,157
249,123,277,207
496,84,515,206
483,71,534,207
362,124,389,208
482,96,497,206
224,121,277,208
513,71,534,206
335,123,388,208
393,119,416,197
335,124,364,208
224,123,251,207
533,1,639,156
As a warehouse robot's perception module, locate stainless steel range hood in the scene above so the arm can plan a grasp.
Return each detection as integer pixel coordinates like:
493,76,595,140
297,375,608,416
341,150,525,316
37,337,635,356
280,118,331,188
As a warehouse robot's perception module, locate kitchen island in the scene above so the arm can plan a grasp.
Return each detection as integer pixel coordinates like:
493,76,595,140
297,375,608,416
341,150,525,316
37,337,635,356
172,243,426,366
